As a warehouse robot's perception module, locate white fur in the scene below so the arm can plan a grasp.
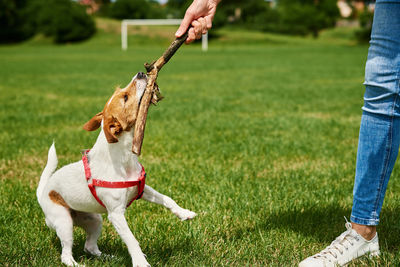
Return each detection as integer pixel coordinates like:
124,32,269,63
37,75,197,267
37,142,57,202
135,78,147,100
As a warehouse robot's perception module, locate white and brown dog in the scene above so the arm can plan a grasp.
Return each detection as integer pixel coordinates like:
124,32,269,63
37,72,197,267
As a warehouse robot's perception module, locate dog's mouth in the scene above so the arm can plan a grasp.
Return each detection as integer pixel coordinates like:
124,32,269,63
135,72,147,107
134,72,163,109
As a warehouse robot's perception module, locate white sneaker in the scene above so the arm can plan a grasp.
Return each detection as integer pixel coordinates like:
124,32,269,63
299,220,380,267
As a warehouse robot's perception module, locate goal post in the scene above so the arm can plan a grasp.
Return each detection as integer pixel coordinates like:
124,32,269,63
121,19,208,52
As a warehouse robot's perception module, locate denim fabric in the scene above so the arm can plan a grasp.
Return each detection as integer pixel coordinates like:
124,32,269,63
351,1,400,225
376,0,400,3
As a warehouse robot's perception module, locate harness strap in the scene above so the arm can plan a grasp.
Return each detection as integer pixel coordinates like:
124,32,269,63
82,150,146,208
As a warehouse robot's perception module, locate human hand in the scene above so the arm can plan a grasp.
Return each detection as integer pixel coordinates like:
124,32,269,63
175,0,220,44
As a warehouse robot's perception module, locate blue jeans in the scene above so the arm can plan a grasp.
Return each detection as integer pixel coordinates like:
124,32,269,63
351,0,400,226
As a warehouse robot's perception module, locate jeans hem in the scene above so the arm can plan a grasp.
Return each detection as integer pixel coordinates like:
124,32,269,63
350,215,379,226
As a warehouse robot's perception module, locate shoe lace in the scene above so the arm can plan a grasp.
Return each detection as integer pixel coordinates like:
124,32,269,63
313,217,359,261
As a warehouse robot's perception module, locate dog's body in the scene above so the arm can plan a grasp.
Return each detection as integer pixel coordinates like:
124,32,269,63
37,73,196,266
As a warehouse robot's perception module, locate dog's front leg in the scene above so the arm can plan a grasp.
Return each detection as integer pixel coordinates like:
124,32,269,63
107,211,149,267
142,185,197,221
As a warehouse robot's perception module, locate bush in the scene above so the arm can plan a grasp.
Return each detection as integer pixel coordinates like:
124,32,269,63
109,0,166,20
240,0,280,32
0,0,35,43
0,0,96,44
165,0,192,18
30,0,96,43
276,0,339,37
355,8,373,43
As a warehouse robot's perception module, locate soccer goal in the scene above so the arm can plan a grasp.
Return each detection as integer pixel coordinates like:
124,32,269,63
121,19,208,51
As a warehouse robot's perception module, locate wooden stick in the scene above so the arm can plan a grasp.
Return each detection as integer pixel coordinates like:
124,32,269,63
132,30,189,155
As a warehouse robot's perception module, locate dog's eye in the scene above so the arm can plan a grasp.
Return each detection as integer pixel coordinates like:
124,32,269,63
124,94,128,102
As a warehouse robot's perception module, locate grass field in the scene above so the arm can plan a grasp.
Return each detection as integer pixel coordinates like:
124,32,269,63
1,19,400,266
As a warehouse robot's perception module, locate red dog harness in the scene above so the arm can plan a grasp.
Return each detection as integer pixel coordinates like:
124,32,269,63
82,150,146,208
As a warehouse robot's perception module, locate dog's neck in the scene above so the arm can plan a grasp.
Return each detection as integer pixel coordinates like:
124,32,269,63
88,127,141,179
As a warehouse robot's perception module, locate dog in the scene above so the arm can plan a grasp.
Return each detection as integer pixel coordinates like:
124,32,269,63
37,72,197,266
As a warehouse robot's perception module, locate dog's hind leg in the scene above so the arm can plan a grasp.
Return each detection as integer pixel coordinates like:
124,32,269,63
141,185,197,221
41,196,78,266
72,211,103,256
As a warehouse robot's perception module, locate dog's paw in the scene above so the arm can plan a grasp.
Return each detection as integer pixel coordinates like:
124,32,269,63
173,208,197,221
84,245,102,257
61,255,80,266
132,256,150,267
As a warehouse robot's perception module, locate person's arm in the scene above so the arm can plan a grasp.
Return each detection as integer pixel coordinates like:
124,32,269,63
175,0,221,44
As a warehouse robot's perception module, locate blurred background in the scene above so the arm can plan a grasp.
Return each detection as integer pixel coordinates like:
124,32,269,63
0,0,375,44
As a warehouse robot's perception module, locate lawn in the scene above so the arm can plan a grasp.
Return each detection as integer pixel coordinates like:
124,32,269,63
1,20,400,266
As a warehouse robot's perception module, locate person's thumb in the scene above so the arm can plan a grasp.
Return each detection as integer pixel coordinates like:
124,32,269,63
175,12,194,37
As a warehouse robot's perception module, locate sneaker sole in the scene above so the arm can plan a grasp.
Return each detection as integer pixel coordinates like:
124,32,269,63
342,250,380,267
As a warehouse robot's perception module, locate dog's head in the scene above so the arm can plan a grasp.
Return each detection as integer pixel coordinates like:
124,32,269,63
83,72,147,143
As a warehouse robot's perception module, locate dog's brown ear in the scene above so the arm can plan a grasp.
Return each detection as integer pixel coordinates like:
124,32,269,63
83,112,103,131
103,116,122,143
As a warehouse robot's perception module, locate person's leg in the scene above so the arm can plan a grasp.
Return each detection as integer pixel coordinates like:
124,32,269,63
351,0,400,237
351,112,400,240
300,1,400,266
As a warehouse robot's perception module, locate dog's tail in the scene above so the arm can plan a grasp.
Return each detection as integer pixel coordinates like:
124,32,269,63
37,142,58,201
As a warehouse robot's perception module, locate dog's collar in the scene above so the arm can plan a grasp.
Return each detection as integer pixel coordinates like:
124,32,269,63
82,149,146,208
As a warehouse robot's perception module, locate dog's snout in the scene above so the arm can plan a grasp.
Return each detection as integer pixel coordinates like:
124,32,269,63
137,72,146,79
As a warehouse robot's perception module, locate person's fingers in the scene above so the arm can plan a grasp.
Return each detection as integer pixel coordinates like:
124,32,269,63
185,27,196,44
175,10,195,37
205,16,213,30
195,24,203,39
197,17,207,34
191,20,202,39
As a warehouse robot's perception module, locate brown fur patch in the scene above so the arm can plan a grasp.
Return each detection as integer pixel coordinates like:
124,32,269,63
49,190,70,209
83,111,103,131
83,78,142,143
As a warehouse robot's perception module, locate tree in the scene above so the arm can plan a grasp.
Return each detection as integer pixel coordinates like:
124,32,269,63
355,6,373,43
0,0,35,43
109,0,166,20
277,0,340,37
0,0,96,44
30,0,96,43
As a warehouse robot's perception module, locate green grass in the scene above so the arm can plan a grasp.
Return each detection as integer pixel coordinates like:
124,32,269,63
1,20,400,266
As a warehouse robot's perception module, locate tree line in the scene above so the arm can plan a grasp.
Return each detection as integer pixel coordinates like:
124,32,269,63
1,0,372,44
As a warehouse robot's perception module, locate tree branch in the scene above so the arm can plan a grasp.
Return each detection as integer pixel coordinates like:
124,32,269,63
132,30,189,155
